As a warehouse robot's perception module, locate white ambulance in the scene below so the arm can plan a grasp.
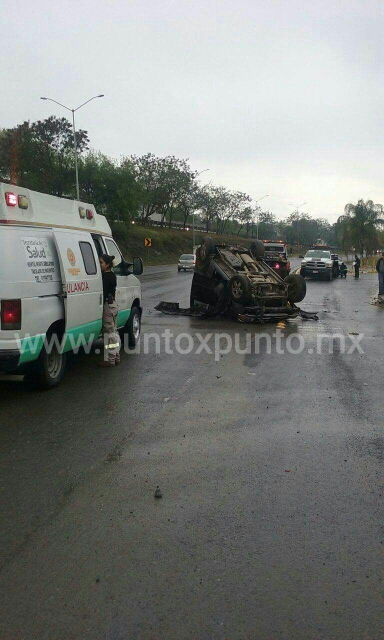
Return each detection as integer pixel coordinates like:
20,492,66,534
0,183,143,388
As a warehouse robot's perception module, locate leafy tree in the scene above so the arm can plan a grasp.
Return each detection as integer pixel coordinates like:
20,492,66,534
32,116,89,197
256,210,278,240
0,116,89,197
217,191,251,234
338,199,384,255
80,153,140,222
131,153,196,226
194,184,229,232
176,183,201,229
236,206,255,236
0,122,39,187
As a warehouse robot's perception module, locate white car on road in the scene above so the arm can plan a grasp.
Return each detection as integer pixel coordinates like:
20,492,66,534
178,254,195,272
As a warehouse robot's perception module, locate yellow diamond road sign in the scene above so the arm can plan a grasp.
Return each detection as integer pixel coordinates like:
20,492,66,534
144,237,152,247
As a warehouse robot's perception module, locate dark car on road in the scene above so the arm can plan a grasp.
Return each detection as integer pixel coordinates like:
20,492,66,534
190,238,306,322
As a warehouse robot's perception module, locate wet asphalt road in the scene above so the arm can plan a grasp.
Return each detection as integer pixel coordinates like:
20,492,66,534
1,263,383,640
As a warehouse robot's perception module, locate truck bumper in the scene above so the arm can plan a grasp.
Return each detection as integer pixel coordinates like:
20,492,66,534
304,269,331,278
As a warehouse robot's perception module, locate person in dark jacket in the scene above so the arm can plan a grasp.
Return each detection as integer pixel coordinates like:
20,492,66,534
98,254,120,367
376,252,384,297
339,262,347,278
354,255,361,279
332,255,340,278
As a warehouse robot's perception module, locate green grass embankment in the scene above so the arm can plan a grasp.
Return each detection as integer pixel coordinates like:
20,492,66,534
111,222,256,266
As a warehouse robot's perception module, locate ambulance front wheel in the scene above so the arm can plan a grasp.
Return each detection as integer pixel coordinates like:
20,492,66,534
121,306,141,349
24,338,67,390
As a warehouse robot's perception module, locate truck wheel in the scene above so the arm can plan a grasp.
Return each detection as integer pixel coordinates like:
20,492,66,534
327,271,333,281
228,275,252,303
24,337,66,390
249,240,265,259
284,274,307,303
195,237,215,270
300,269,306,278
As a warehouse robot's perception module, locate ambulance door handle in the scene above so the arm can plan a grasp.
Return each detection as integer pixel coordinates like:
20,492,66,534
100,294,102,305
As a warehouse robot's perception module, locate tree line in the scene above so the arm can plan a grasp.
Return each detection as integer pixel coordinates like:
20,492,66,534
335,200,384,256
1,116,383,251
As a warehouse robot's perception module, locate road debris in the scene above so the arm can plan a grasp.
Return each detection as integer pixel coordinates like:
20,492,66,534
155,301,318,322
154,486,163,499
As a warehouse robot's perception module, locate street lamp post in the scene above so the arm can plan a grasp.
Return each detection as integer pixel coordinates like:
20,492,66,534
253,194,269,239
40,94,104,200
192,169,209,250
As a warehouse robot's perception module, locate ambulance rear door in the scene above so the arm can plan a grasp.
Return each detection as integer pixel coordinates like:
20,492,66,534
52,230,103,351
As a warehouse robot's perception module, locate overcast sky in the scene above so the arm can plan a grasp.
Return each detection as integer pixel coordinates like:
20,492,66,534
2,0,384,223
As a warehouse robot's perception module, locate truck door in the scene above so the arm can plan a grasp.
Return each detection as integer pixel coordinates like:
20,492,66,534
53,230,103,352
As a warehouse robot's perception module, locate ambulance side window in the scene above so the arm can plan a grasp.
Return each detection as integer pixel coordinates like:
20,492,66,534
79,242,97,275
91,234,106,257
105,238,124,275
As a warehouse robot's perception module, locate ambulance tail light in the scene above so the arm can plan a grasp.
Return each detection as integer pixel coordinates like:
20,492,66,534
1,300,22,330
86,209,94,220
5,192,17,207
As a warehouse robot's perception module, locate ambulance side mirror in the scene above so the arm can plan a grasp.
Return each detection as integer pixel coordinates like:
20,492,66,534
133,257,143,276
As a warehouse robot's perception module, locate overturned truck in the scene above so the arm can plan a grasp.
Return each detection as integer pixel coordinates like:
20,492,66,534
190,238,307,323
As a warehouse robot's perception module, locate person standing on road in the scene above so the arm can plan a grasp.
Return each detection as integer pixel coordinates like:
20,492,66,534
354,255,361,279
98,254,120,367
376,252,384,299
332,255,340,278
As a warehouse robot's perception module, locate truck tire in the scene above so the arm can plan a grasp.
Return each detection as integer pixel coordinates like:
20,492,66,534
228,274,253,304
300,269,306,278
327,270,333,281
249,240,265,259
24,336,66,390
195,237,215,270
284,274,307,303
